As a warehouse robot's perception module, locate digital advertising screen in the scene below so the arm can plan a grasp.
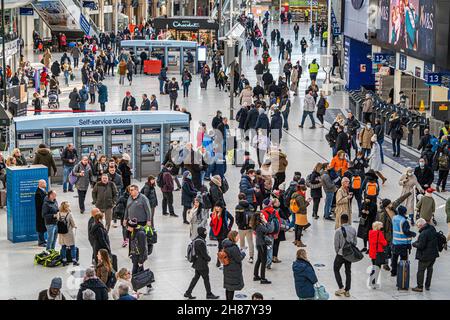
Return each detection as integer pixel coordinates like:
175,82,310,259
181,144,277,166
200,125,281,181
373,0,435,61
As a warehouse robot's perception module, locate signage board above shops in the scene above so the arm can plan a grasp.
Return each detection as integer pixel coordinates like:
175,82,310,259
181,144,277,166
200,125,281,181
0,39,19,59
19,7,34,16
153,17,219,31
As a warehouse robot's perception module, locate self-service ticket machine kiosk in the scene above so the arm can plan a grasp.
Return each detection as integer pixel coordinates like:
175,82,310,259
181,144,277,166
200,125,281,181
170,126,191,144
136,126,161,180
47,129,75,183
77,128,105,157
107,127,133,158
16,130,44,164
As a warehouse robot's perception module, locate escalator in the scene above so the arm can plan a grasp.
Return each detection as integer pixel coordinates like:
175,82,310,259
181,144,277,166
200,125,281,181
32,0,100,41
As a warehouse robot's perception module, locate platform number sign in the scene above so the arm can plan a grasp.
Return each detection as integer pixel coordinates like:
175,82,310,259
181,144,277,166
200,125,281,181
426,73,441,86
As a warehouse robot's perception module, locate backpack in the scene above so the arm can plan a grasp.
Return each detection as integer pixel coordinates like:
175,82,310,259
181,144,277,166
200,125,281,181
105,270,117,289
351,176,361,190
34,249,62,267
438,154,449,170
186,238,203,262
436,230,448,252
156,171,164,188
365,182,378,197
57,214,69,234
284,183,297,207
268,213,280,234
290,197,300,213
430,136,439,153
217,249,230,266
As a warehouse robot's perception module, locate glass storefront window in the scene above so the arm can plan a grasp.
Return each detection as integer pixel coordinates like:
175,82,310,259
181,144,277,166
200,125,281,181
0,9,19,42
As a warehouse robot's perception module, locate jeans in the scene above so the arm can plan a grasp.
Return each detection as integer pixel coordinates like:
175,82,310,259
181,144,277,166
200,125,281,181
119,75,125,85
170,97,177,110
162,192,175,214
282,112,289,130
74,57,79,68
324,192,334,218
417,259,435,289
300,111,316,127
63,166,74,192
45,224,58,250
186,269,212,295
278,50,285,60
61,245,77,262
238,229,254,258
392,138,401,156
334,254,352,291
183,83,189,97
77,189,87,213
160,80,165,93
38,232,47,245
266,237,274,268
254,245,268,279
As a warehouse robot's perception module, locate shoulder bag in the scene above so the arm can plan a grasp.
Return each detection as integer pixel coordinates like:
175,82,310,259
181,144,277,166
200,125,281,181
341,227,363,263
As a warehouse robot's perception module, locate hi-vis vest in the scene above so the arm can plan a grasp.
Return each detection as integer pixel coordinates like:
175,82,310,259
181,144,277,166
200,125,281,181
309,63,319,74
392,215,412,246
440,127,449,142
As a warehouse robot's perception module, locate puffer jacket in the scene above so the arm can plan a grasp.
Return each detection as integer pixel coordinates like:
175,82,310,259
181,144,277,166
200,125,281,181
239,175,255,204
292,258,318,299
303,94,316,112
33,148,57,176
413,223,439,261
222,239,245,291
42,197,59,225
141,182,158,208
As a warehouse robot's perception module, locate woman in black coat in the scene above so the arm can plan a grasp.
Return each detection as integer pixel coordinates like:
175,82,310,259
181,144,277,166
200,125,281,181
236,105,249,131
90,212,111,264
222,231,245,300
118,157,131,192
316,93,327,127
387,113,403,157
210,176,225,207
357,197,378,252
35,186,47,246
306,163,324,219
181,171,198,224
68,88,81,111
270,109,283,142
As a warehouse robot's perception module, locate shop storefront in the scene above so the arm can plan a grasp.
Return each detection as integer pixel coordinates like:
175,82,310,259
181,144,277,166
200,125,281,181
153,16,219,45
0,8,21,70
287,0,327,23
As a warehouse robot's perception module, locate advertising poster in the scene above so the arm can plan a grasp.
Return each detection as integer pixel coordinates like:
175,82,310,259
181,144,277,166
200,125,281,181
377,0,390,44
418,0,435,57
33,1,79,32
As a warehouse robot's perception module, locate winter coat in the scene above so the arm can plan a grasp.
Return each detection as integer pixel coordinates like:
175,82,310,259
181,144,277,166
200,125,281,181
335,132,350,154
368,229,387,260
35,188,47,233
255,113,270,131
141,182,158,208
292,258,318,299
388,118,403,140
121,96,137,111
61,147,78,167
368,142,383,172
269,150,288,173
307,171,322,198
316,97,326,116
222,239,245,291
270,112,283,139
92,181,118,210
90,221,111,255
97,84,108,103
118,162,131,189
236,107,248,130
414,166,434,188
357,201,377,241
188,206,208,240
124,193,152,223
33,148,57,176
335,187,352,229
42,196,58,225
359,127,375,149
416,195,435,222
108,172,123,191
38,290,66,300
168,81,179,99
321,171,337,193
57,211,76,246
210,210,234,240
181,178,197,208
239,175,256,204
376,192,412,243
399,174,423,214
129,227,148,264
68,91,81,110
72,162,94,191
303,94,316,112
244,108,259,130
240,88,253,106
362,98,373,113
209,181,225,207
235,200,254,230
334,224,357,255
77,278,109,300
118,61,127,75
412,223,439,261
191,235,210,271
255,222,274,246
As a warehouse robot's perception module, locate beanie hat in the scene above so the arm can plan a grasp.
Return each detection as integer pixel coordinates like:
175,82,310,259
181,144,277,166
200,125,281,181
397,205,407,216
262,198,273,208
50,277,62,289
127,218,138,228
298,178,306,186
381,198,391,208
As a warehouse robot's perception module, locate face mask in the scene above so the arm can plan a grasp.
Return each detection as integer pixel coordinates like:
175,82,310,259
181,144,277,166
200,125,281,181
419,162,425,168
187,174,192,180
251,176,256,181
367,125,371,129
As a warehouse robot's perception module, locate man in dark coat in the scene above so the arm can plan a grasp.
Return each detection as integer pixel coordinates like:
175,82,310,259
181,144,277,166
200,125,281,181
212,110,223,129
121,91,137,111
270,109,283,143
253,83,265,98
262,70,274,95
140,94,151,110
335,126,350,156
184,227,220,300
236,105,249,131
414,158,434,192
412,219,440,292
33,144,57,178
77,268,109,300
35,180,47,247
244,105,259,131
150,94,158,110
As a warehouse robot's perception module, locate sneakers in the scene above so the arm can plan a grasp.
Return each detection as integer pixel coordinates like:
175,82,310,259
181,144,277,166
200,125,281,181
412,287,423,293
266,265,272,270
344,291,351,297
184,293,196,299
170,213,179,217
272,257,282,263
260,279,271,284
206,293,220,299
62,261,68,267
73,261,79,266
335,289,345,296
248,257,254,264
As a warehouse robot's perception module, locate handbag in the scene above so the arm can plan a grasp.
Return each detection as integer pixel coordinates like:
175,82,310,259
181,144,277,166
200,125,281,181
341,227,364,263
131,268,155,291
314,283,329,300
374,232,386,265
359,216,367,226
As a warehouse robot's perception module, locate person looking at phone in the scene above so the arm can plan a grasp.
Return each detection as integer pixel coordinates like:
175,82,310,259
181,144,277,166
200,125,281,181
335,177,352,229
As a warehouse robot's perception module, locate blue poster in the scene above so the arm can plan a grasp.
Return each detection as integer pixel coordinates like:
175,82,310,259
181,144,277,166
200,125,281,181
79,14,91,35
7,165,48,243
399,54,407,71
19,7,34,16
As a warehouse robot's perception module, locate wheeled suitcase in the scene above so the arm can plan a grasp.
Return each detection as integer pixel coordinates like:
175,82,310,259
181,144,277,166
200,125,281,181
66,247,79,263
397,260,410,290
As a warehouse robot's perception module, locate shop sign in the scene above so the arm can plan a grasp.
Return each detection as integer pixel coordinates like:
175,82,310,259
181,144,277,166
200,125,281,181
0,39,19,59
399,54,407,71
172,21,200,29
19,8,34,16
79,14,91,35
425,73,442,86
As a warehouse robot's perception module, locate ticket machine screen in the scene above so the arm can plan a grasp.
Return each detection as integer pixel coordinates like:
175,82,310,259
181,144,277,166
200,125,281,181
112,144,123,155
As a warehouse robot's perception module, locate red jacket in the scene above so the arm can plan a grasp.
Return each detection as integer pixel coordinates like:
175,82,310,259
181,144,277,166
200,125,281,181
368,230,387,260
261,207,281,239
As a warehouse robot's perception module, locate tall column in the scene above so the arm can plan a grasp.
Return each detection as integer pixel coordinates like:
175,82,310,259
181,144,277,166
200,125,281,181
112,0,118,33
126,0,133,23
138,0,148,23
393,68,402,104
98,0,105,31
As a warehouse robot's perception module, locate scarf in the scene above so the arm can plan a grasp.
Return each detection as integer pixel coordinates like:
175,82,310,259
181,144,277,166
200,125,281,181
211,213,223,237
47,290,63,300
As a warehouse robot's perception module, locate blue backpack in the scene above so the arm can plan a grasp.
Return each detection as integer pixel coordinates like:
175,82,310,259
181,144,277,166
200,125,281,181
430,136,439,153
268,212,280,234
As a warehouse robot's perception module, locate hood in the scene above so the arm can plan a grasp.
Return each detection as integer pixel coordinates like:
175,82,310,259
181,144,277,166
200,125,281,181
293,258,310,273
37,148,51,156
81,278,107,289
90,222,104,233
238,200,250,208
222,238,234,249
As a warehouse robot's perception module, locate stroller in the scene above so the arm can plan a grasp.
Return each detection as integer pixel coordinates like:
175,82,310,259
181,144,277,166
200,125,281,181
47,89,60,109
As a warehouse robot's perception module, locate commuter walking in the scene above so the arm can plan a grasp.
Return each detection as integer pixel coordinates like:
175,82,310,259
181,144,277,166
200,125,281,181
160,163,178,217
92,174,118,232
123,185,152,227
33,143,57,183
308,59,319,81
72,156,94,214
299,90,316,129
97,82,108,112
61,143,78,193
182,171,198,224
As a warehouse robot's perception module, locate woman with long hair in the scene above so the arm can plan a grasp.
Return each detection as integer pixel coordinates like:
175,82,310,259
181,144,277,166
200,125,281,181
112,268,139,300
96,248,113,289
251,211,274,284
293,249,318,300
368,221,387,289
306,163,324,220
210,202,234,267
222,230,245,300
57,201,78,266
187,196,208,240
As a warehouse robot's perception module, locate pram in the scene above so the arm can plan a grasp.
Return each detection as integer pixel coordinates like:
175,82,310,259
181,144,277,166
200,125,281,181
48,89,60,109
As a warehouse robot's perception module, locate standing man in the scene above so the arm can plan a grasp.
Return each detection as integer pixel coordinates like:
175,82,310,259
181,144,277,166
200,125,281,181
391,205,416,277
33,143,57,185
293,23,300,41
299,90,316,129
308,59,319,81
123,185,152,227
72,156,94,214
35,180,47,247
412,218,439,292
346,112,360,158
184,227,220,300
333,214,357,297
97,82,108,112
140,94,151,111
168,77,180,110
61,143,78,193
254,60,265,86
42,190,59,250
92,174,118,232
121,91,137,111
159,67,168,95
160,163,178,217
